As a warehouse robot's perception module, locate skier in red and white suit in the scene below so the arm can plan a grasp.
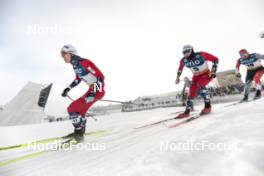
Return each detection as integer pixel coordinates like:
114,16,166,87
175,45,219,118
235,49,264,101
60,44,105,139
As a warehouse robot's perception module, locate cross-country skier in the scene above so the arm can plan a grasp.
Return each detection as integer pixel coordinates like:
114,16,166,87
175,44,219,118
235,49,264,101
60,44,105,141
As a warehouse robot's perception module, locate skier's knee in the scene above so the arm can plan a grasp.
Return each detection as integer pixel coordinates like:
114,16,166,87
69,113,86,129
200,87,210,100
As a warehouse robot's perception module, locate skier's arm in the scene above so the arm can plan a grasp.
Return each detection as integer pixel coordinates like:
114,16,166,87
61,76,81,97
201,52,219,67
176,59,184,84
201,52,219,76
177,58,185,78
69,76,81,88
235,59,241,74
255,53,264,60
235,59,242,78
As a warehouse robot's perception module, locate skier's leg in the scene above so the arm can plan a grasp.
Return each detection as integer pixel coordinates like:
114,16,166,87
242,80,251,101
253,69,264,99
178,73,212,118
187,74,211,109
242,71,254,101
242,70,256,101
68,81,105,116
67,86,94,140
199,87,211,114
67,97,89,141
68,112,87,136
177,77,198,118
196,74,212,114
67,86,104,141
79,90,105,116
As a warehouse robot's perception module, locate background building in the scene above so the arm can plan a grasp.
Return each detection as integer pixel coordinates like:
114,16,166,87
0,82,52,126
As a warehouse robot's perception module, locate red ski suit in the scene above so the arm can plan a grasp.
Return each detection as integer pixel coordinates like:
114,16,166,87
178,52,219,99
67,58,105,117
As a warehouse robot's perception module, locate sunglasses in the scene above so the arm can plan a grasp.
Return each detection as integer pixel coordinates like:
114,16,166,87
183,49,192,54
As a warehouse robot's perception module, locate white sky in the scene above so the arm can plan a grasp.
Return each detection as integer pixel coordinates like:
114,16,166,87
0,0,263,116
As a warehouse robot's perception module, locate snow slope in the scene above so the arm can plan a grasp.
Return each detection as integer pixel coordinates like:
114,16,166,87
0,99,264,176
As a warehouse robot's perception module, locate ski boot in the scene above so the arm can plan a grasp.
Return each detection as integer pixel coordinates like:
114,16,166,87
182,102,194,111
74,126,86,142
69,113,87,142
177,109,190,118
200,87,211,115
200,101,211,115
177,99,193,118
254,90,262,100
240,94,248,102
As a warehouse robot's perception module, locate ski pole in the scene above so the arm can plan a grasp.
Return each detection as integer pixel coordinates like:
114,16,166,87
67,95,125,104
66,95,98,121
99,99,130,104
100,99,145,106
67,95,74,101
67,95,142,108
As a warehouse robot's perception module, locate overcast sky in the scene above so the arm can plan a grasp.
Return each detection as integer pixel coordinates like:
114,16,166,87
0,0,263,116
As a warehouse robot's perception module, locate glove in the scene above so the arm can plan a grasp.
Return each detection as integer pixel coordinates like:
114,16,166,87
61,87,71,97
175,77,180,84
210,64,217,79
209,72,216,79
236,73,241,78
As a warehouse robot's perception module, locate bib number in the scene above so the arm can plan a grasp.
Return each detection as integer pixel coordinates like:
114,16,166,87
248,63,254,67
192,67,199,72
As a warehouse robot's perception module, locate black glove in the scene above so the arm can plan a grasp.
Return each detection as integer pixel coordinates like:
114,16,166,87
209,72,216,78
210,64,217,78
61,87,71,97
236,73,241,78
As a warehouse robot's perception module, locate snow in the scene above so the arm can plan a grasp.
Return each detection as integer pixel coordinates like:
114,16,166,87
0,121,73,147
0,98,264,176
